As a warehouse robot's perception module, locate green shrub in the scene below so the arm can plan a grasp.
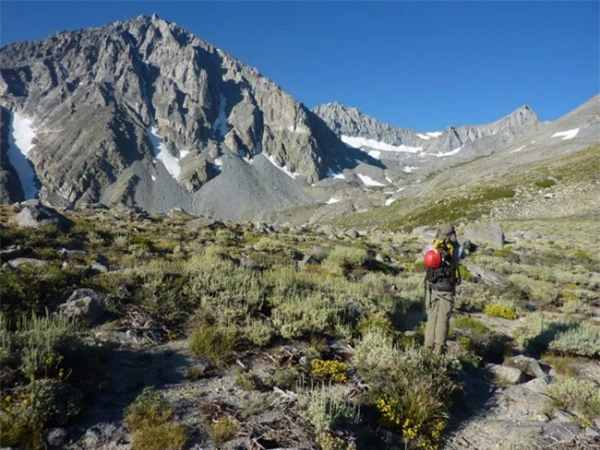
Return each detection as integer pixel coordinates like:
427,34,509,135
513,314,577,353
548,322,600,358
0,264,81,320
208,416,239,444
302,385,360,435
126,388,187,450
131,422,187,450
547,379,600,421
269,368,301,390
235,372,261,391
354,333,459,449
534,179,556,189
452,316,489,334
323,246,368,276
0,378,82,449
126,388,174,430
242,318,274,347
15,314,80,380
189,323,237,365
484,304,518,320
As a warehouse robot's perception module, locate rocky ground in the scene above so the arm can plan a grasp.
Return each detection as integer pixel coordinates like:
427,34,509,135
1,202,599,450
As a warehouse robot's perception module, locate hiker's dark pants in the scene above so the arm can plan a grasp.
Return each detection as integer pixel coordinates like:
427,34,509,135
424,289,454,354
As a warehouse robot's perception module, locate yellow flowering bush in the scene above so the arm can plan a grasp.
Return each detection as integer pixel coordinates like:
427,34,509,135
376,395,446,449
311,359,349,383
484,304,518,320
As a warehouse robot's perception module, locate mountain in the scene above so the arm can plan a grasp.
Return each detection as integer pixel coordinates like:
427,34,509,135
0,14,596,223
0,14,350,217
313,101,543,165
329,94,600,230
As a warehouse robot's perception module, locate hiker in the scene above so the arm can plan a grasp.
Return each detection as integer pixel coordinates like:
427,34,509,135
422,223,463,354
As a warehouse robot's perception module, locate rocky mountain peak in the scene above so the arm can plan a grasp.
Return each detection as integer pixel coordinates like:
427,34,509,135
0,16,349,216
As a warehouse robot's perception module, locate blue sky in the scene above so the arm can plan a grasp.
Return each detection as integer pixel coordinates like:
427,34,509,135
1,1,598,131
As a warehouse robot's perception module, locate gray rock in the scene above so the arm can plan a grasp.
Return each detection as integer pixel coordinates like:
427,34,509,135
532,413,550,423
463,223,505,247
4,257,48,269
524,231,542,240
0,245,22,261
509,355,547,378
46,428,68,447
523,377,551,394
300,254,320,265
345,229,359,239
485,363,525,385
58,289,108,325
167,207,191,218
412,226,436,242
59,248,87,259
9,204,73,231
91,260,109,274
82,423,121,449
465,262,511,287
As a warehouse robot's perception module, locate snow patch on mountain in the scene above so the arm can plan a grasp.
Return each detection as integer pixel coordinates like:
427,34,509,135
368,151,381,159
147,126,182,180
214,158,223,172
265,154,300,179
326,197,340,204
357,174,386,187
214,93,230,137
403,166,417,173
341,136,422,154
7,112,38,199
433,147,463,157
326,168,346,179
510,145,526,153
416,131,442,140
552,128,579,140
385,198,396,206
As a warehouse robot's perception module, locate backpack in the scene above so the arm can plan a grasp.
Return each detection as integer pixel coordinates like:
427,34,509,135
424,239,460,291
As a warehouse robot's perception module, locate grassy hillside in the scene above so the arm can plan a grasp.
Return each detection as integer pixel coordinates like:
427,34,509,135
331,145,600,231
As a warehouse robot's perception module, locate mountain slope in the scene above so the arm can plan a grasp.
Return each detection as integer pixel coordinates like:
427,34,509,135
329,95,600,230
0,14,349,215
313,101,542,156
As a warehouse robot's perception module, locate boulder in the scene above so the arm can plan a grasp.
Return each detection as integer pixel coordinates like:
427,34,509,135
4,257,48,270
58,289,108,325
465,262,511,287
485,363,525,385
300,254,320,265
167,207,191,218
464,223,505,247
10,203,73,231
344,229,360,239
0,245,22,261
59,248,87,259
91,261,109,274
523,377,552,395
508,355,546,379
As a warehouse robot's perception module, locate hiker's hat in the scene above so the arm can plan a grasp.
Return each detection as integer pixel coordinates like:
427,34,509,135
436,223,457,242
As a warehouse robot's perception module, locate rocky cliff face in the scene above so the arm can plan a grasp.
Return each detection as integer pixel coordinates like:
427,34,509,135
313,102,543,155
0,14,348,213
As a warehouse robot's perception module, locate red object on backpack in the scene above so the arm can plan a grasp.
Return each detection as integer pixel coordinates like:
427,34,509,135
424,250,442,269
